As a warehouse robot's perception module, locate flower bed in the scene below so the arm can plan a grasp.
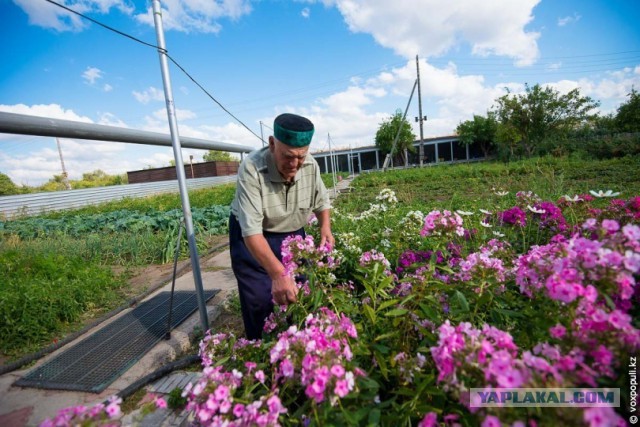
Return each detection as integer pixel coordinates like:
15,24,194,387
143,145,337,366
44,188,639,426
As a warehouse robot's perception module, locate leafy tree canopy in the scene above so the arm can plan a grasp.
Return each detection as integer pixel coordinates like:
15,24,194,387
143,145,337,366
203,151,236,162
0,172,19,196
615,88,640,133
492,83,599,157
375,109,416,157
456,112,498,157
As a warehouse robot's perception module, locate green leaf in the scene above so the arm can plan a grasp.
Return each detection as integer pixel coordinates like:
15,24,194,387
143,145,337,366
384,308,409,317
452,290,470,313
363,305,377,325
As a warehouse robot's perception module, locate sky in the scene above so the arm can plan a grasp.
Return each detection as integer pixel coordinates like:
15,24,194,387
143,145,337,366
1,0,639,187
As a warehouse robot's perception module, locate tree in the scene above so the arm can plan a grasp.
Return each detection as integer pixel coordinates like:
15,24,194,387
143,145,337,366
0,172,19,196
456,112,498,158
615,88,640,133
492,83,600,158
375,110,415,166
203,151,236,162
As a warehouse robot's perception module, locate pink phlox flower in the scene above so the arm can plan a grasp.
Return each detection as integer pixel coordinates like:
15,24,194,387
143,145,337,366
583,406,626,427
417,412,438,427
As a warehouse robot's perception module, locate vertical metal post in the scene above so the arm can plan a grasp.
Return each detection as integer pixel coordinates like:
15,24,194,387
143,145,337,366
328,133,337,197
416,55,425,167
152,0,209,332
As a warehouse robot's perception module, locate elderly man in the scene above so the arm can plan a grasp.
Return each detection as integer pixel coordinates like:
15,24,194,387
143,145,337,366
229,113,334,340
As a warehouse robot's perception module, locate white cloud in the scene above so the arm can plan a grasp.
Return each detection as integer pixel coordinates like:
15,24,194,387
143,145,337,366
134,0,253,34
82,66,104,85
322,0,541,66
0,103,93,124
301,7,310,18
558,13,581,27
12,0,133,32
132,87,165,104
103,83,113,92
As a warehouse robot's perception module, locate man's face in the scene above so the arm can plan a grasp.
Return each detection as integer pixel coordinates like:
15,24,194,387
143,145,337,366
269,136,308,181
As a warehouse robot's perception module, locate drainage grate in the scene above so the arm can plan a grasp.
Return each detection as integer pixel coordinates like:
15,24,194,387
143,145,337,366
16,290,218,393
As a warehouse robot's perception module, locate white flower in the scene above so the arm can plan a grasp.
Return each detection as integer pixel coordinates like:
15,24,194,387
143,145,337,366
479,209,493,215
480,220,493,228
494,191,509,197
589,189,621,198
527,205,546,214
493,231,505,237
563,195,583,202
456,210,474,216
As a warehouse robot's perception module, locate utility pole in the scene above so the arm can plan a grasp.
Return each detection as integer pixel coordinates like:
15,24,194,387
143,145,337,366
152,0,209,332
416,55,427,167
259,121,266,147
55,138,72,190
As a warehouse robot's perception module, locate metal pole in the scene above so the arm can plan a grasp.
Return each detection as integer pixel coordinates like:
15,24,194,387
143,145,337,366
382,79,418,170
328,133,337,197
416,55,425,167
152,0,209,332
165,220,184,340
0,112,253,153
55,138,72,190
260,121,265,147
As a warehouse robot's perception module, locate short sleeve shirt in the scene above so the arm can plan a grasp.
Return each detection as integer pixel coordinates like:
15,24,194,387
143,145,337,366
230,147,331,237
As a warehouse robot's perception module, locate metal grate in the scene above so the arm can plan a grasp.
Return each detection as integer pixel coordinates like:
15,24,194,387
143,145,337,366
16,290,217,393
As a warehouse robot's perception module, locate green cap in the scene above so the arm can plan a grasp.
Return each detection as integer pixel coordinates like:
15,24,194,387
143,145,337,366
273,113,314,147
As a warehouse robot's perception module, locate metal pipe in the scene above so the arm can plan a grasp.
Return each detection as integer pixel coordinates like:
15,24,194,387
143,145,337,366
152,0,209,332
0,111,253,153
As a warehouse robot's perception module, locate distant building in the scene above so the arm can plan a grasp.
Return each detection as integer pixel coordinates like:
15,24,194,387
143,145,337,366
311,135,485,174
127,161,239,184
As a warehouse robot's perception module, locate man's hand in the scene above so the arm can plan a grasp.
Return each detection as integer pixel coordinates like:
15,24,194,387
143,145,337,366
319,227,335,249
271,275,299,305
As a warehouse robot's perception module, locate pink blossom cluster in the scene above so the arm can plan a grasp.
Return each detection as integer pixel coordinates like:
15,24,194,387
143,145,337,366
497,206,527,227
359,249,392,274
40,396,122,427
430,321,525,391
430,322,628,426
598,196,640,224
515,220,640,304
456,239,512,285
515,190,541,206
281,235,338,278
530,201,569,233
420,210,465,238
183,365,286,426
269,307,363,405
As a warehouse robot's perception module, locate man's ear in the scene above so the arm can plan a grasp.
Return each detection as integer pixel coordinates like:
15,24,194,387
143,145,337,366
268,136,275,152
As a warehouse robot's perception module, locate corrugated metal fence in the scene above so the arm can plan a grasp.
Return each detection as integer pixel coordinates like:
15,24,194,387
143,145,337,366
0,175,236,219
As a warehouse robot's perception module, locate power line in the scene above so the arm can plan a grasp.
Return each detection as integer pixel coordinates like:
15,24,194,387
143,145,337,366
44,0,262,143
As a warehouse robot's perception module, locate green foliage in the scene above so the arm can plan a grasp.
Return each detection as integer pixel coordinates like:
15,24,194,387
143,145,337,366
334,155,640,213
455,112,498,157
203,151,237,162
167,387,188,411
36,169,127,192
615,88,640,132
0,249,126,354
375,110,416,165
0,172,20,196
493,83,600,159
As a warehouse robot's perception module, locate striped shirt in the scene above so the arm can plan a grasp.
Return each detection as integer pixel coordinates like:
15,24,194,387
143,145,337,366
230,147,331,237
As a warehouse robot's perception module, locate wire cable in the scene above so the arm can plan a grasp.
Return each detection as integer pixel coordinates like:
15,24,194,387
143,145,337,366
44,0,262,143
44,0,160,50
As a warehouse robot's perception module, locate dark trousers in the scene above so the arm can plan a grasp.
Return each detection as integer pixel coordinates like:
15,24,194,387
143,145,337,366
228,214,305,340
